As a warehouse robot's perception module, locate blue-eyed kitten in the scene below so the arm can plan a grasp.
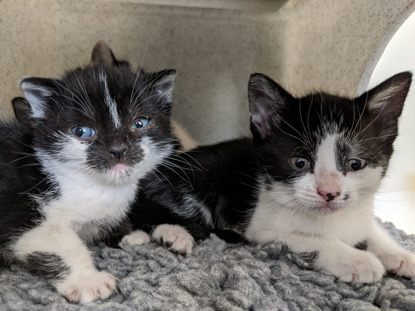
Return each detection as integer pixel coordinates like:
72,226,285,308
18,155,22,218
0,42,178,303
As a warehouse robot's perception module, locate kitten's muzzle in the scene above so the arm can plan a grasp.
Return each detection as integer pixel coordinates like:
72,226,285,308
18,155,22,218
109,147,128,160
319,192,340,202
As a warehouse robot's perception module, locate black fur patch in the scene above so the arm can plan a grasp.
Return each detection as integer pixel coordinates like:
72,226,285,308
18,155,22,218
137,138,259,231
23,252,70,280
0,122,51,266
211,229,247,244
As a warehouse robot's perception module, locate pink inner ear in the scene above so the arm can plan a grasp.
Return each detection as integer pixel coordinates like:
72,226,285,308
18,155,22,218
251,96,282,139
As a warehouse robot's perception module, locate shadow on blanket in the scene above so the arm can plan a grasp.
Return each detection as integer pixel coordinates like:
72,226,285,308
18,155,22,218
1,221,415,311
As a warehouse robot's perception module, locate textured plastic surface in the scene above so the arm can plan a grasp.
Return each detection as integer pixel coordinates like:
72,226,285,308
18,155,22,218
0,0,413,144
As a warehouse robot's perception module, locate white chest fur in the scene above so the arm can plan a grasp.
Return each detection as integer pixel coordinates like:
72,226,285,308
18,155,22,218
45,179,136,223
39,161,138,231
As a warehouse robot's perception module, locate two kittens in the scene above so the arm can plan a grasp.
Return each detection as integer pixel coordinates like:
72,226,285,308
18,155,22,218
2,40,415,303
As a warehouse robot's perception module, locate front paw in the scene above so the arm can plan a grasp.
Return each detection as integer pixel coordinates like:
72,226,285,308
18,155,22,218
57,271,117,303
120,230,151,246
152,224,194,255
327,251,385,283
378,250,415,278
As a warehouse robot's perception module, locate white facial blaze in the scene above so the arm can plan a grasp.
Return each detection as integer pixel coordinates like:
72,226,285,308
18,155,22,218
99,72,121,129
314,134,342,193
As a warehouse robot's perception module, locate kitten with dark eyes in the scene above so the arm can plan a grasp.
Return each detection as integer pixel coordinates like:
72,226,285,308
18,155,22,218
0,42,178,303
128,71,415,282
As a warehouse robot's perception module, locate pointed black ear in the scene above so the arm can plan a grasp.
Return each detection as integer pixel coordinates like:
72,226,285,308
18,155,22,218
20,78,57,119
90,40,119,67
12,97,32,124
359,71,412,140
248,73,291,140
149,69,176,115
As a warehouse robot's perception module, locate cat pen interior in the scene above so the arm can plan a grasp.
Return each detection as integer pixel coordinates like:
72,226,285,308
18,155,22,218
0,0,414,233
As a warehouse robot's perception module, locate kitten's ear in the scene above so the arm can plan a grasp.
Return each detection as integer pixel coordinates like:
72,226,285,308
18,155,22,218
360,71,412,139
12,97,32,124
20,78,57,119
149,69,176,115
248,73,291,140
90,40,118,67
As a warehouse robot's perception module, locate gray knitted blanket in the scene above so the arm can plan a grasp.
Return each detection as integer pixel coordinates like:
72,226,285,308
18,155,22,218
1,221,415,311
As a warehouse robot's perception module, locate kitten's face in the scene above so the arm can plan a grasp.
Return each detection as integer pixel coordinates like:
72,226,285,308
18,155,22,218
20,66,177,185
248,72,411,216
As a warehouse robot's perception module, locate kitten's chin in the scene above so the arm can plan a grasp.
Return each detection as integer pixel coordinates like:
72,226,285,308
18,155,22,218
102,163,134,185
313,202,342,215
112,163,129,174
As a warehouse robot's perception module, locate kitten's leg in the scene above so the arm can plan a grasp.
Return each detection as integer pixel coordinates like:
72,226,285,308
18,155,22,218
120,230,151,246
152,224,194,255
14,221,117,303
269,232,385,283
367,223,415,278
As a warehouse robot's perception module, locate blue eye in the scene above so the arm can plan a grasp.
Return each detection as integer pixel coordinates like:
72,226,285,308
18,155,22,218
132,117,150,129
71,126,96,139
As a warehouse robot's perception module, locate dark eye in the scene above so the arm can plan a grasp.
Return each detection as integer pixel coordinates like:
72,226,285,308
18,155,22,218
290,157,311,171
132,117,150,129
71,126,96,139
346,159,366,171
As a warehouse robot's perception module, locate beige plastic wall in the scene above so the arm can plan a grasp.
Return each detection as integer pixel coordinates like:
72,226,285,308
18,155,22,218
0,0,414,145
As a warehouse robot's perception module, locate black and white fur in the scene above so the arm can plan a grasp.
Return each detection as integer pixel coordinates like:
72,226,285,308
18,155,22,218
0,42,178,303
128,71,415,282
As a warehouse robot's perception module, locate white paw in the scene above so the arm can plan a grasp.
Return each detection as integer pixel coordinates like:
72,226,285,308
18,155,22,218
328,251,385,283
379,250,415,278
152,224,194,255
57,271,117,304
120,230,151,246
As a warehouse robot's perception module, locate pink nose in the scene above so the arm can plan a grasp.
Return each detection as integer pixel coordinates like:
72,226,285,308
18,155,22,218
317,189,341,201
317,173,342,201
317,173,341,202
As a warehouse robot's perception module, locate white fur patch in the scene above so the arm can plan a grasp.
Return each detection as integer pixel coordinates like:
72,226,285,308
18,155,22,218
314,134,338,176
99,72,121,129
179,194,213,226
152,224,194,255
34,136,136,231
